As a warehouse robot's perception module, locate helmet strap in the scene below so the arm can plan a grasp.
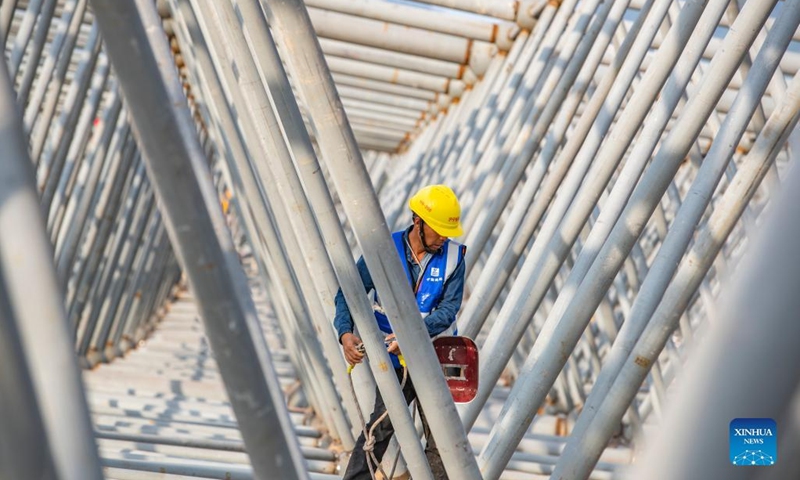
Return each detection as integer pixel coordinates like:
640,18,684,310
418,220,442,255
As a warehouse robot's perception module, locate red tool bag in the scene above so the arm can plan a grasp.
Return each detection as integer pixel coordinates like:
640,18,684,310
432,336,479,403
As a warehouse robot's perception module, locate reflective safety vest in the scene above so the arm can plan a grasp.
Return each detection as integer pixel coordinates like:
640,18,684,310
372,230,466,367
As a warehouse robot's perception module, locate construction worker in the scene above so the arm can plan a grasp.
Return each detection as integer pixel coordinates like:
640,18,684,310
334,185,467,480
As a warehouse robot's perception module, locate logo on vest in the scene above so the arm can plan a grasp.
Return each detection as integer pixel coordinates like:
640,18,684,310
730,418,777,466
431,267,440,277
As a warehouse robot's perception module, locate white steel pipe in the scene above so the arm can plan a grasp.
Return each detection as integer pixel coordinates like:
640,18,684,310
262,0,483,477
325,55,464,94
305,0,520,50
88,0,310,477
0,41,104,480
414,0,519,21
307,6,498,72
319,37,467,80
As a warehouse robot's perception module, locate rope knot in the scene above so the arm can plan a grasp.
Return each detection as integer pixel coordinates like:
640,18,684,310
363,436,376,453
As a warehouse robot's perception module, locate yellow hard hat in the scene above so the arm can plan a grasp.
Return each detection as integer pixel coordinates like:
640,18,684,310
408,185,463,237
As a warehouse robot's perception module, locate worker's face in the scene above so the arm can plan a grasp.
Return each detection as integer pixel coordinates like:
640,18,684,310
419,220,446,253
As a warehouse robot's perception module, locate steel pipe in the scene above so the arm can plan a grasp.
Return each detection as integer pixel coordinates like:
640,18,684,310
32,23,101,169
447,21,550,197
345,108,420,129
14,0,57,106
205,21,415,439
7,0,43,79
65,135,137,328
0,287,58,478
464,0,632,260
461,0,670,427
110,215,168,354
305,0,519,49
624,76,800,480
459,0,720,425
414,0,519,21
23,0,89,133
88,195,158,361
0,0,17,45
319,37,467,79
87,0,310,477
432,32,531,191
555,3,800,473
452,0,578,205
336,83,433,111
353,135,402,152
475,1,781,477
76,163,150,359
458,0,661,291
0,46,104,480
53,89,124,278
205,0,361,445
572,52,800,480
341,97,425,121
326,55,465,94
262,0,482,477
183,0,354,442
333,72,442,101
307,6,498,72
44,59,111,235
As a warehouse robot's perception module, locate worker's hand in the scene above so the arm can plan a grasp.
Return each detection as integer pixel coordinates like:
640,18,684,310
341,333,364,366
385,333,400,355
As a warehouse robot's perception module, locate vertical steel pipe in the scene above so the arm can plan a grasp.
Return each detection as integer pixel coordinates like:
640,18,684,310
464,0,630,257
65,135,137,327
181,0,349,436
53,89,124,276
233,0,441,451
7,0,43,79
23,0,89,132
458,0,586,214
0,285,58,479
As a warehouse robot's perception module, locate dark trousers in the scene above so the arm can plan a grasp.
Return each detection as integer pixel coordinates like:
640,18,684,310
343,368,449,480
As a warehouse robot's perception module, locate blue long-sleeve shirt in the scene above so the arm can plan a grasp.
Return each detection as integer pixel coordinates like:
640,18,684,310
333,228,466,341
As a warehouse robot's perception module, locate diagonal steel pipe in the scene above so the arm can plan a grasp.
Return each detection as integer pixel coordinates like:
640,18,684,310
475,1,781,477
262,0,482,477
463,0,629,256
203,0,355,445
623,71,800,480
569,43,800,480
459,0,720,428
87,0,309,477
0,0,17,45
459,0,668,337
553,3,800,475
0,43,104,480
187,0,354,440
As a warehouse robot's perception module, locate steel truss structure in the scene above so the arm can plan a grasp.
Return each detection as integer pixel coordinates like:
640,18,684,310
2,0,800,479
